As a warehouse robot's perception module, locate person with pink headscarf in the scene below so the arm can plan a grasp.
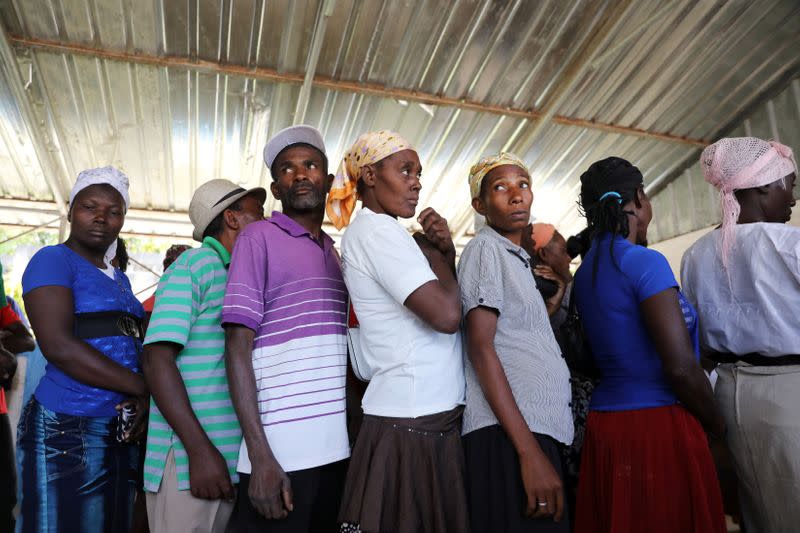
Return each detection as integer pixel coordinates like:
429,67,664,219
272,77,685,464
681,137,798,533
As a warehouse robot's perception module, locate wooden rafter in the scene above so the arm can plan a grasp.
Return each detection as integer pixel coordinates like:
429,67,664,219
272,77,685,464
9,34,708,148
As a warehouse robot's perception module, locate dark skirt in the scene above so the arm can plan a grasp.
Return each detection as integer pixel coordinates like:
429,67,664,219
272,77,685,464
575,405,726,533
338,405,469,533
463,425,570,533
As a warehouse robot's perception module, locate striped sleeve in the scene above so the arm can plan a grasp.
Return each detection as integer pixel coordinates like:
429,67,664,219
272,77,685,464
144,258,197,347
222,233,266,331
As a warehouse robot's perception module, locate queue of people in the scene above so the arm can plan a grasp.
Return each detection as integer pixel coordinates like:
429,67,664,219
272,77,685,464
6,126,797,533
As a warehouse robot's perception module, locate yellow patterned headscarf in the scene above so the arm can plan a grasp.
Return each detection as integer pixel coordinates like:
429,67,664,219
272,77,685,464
468,152,529,199
325,130,414,230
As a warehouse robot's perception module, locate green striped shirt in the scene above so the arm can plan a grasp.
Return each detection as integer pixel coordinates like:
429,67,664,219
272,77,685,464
142,237,241,492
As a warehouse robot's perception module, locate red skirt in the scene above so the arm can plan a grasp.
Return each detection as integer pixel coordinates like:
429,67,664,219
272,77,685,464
574,405,726,533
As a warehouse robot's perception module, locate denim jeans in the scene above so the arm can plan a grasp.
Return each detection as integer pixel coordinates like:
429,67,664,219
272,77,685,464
16,398,138,533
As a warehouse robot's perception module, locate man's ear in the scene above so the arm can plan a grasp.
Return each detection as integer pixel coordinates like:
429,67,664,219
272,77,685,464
269,181,281,201
324,173,334,194
223,208,240,232
471,196,487,216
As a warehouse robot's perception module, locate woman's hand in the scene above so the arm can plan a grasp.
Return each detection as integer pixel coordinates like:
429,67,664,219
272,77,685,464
417,208,456,261
519,446,565,521
534,265,566,316
116,395,150,443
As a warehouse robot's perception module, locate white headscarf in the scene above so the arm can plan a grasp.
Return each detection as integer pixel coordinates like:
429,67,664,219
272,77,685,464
69,166,130,269
69,166,130,213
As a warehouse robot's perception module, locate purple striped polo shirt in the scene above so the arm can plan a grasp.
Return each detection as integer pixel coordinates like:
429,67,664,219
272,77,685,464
222,211,350,474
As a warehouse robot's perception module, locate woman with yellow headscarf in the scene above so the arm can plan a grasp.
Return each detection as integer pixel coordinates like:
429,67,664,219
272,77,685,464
458,153,574,533
329,131,468,533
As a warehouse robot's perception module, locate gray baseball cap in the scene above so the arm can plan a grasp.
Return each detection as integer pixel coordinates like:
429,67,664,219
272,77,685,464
263,125,327,171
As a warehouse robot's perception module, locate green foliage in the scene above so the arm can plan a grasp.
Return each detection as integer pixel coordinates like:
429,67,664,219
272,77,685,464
0,228,57,256
123,236,164,255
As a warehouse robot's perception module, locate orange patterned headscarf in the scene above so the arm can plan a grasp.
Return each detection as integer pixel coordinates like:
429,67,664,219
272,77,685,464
325,130,414,230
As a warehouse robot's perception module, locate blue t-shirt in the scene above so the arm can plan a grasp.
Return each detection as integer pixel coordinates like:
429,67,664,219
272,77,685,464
22,244,144,417
573,234,699,411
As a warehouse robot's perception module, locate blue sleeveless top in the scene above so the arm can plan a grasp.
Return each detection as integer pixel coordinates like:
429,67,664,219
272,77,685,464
22,244,144,417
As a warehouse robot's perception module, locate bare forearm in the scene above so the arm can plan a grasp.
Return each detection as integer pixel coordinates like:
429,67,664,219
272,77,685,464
225,327,276,464
640,291,725,437
667,366,724,436
2,327,35,354
427,252,461,320
44,338,145,396
4,337,34,354
470,345,540,457
544,298,560,316
429,251,459,293
143,347,212,453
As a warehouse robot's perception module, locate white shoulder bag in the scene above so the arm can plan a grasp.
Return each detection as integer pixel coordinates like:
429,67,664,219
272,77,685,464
346,299,373,382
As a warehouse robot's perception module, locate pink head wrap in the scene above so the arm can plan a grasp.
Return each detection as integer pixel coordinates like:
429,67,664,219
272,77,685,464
700,137,796,269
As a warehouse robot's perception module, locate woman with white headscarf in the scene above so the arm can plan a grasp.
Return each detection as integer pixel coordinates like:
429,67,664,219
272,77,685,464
681,137,798,533
17,167,147,532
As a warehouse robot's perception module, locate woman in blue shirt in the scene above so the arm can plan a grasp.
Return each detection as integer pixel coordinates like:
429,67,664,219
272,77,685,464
571,157,726,533
17,167,147,533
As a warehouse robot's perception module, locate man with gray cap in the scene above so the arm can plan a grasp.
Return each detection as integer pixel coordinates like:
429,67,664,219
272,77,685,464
223,125,350,532
141,179,266,533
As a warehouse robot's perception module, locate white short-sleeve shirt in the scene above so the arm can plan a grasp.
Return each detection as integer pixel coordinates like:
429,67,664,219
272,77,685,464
681,222,800,356
341,207,466,418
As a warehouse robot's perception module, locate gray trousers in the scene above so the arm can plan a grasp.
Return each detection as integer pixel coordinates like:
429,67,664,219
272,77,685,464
716,363,800,533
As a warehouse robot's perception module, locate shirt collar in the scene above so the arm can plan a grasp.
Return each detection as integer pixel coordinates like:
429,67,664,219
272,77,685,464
202,236,231,266
268,211,334,248
482,225,531,262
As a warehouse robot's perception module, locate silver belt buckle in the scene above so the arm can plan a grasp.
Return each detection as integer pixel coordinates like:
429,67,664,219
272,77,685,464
117,315,140,338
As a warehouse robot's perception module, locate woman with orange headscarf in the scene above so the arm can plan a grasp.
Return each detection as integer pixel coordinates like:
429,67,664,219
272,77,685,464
329,131,468,533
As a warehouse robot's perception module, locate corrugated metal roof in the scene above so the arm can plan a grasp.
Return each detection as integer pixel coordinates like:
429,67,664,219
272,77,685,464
0,0,798,245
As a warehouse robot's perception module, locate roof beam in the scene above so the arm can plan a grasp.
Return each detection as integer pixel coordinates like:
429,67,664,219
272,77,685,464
8,33,707,148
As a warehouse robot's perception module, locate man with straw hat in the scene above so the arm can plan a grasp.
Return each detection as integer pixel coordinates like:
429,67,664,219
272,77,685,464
141,179,266,533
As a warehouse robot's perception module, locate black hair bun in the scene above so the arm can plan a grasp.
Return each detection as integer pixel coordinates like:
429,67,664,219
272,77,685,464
566,227,591,260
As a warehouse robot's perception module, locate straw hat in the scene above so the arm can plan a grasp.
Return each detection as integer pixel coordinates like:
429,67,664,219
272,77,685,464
189,179,266,241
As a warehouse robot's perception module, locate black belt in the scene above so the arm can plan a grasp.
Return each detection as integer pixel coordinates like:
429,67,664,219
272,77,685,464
709,351,800,367
74,311,144,341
